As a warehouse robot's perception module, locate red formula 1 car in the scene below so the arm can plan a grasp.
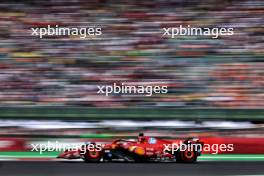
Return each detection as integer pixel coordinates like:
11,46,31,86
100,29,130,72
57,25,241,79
57,133,203,163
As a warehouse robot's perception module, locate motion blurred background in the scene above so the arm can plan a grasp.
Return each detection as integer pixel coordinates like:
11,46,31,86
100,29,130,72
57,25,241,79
0,0,263,160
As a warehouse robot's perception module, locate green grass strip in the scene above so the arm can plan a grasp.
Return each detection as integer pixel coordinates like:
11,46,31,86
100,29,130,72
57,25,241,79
1,152,264,161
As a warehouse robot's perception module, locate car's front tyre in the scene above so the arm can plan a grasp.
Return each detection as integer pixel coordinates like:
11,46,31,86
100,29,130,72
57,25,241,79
82,143,102,163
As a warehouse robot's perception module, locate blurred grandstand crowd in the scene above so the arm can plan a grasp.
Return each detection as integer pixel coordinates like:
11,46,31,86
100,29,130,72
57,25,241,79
0,0,263,108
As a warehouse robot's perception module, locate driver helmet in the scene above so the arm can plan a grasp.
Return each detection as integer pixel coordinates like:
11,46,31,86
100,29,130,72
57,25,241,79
138,132,145,142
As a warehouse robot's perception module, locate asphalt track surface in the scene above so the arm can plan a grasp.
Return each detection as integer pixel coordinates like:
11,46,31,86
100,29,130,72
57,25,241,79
0,161,264,176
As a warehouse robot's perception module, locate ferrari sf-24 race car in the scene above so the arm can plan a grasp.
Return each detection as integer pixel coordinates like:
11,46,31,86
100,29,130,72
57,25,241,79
57,133,204,163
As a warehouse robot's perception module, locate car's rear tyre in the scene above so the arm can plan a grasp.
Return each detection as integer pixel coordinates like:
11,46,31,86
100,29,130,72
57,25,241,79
176,150,197,163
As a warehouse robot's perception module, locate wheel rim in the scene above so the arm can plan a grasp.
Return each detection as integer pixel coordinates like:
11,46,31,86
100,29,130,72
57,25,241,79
89,151,100,158
183,150,195,159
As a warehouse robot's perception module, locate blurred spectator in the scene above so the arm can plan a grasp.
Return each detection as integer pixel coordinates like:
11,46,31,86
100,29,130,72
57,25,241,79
0,0,263,108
